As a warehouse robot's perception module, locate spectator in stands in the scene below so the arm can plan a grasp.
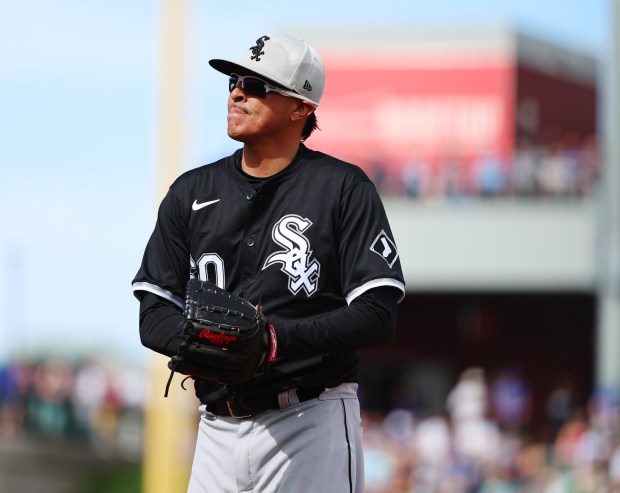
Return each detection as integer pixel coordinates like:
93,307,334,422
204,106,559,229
512,137,540,197
472,154,507,197
490,366,532,435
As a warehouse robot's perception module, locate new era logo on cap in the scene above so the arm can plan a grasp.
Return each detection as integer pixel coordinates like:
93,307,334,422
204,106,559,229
303,80,312,91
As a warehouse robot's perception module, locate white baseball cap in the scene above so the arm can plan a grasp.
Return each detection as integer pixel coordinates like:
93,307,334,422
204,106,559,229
209,33,325,107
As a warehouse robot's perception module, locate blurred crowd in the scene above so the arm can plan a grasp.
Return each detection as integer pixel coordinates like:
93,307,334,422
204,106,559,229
0,358,145,460
3,358,620,492
370,136,599,200
363,367,620,493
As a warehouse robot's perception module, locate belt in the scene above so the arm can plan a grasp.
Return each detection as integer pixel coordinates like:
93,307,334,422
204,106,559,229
206,387,324,419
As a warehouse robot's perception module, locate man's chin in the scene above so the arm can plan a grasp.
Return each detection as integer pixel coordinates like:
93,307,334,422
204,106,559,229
226,129,244,143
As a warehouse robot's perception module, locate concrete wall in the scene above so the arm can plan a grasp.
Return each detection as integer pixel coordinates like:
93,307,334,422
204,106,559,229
385,198,597,292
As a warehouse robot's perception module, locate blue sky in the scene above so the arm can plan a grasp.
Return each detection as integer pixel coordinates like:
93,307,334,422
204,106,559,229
0,0,611,366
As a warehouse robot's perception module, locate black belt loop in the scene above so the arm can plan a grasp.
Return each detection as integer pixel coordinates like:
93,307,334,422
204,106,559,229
277,388,302,410
224,393,252,419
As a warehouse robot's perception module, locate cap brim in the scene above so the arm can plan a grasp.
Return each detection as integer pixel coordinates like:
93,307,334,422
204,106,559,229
209,58,295,93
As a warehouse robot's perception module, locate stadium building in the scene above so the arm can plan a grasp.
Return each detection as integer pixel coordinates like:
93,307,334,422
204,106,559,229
306,25,600,438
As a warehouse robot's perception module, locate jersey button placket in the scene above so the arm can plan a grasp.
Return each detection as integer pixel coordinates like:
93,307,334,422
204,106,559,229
245,192,257,247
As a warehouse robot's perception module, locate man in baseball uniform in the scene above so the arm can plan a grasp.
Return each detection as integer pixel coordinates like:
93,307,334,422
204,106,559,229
133,33,405,493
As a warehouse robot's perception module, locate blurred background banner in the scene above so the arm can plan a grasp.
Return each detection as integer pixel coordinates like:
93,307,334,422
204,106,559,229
310,26,597,198
0,1,618,492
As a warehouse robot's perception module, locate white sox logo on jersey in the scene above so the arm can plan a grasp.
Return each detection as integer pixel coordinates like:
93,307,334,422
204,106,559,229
263,214,321,296
370,230,399,267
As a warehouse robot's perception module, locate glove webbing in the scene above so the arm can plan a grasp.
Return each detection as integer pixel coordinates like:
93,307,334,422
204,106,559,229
186,300,258,324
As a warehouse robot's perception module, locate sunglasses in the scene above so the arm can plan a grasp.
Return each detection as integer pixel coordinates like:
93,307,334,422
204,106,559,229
228,73,304,101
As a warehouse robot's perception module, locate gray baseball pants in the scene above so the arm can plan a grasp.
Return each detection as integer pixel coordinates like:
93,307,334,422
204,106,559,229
187,383,364,493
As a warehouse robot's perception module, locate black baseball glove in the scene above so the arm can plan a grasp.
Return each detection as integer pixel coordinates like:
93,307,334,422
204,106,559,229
164,279,277,396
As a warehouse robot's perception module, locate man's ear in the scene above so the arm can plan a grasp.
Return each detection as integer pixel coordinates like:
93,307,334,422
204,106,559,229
291,101,315,122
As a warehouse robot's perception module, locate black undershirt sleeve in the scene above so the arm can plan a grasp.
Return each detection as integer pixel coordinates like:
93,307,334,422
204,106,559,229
138,293,185,357
275,286,400,358
139,286,400,360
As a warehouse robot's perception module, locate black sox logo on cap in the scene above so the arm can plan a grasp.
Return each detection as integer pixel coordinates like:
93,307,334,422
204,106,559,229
250,36,270,61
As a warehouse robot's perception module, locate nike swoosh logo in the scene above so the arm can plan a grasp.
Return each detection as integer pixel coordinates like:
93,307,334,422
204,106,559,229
192,199,220,211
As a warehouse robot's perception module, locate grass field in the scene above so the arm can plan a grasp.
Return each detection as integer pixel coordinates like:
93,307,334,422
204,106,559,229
75,463,142,493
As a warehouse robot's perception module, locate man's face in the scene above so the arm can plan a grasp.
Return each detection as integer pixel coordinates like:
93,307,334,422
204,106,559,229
226,80,299,143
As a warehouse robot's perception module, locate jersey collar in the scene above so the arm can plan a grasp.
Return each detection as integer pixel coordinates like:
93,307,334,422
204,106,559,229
228,144,308,187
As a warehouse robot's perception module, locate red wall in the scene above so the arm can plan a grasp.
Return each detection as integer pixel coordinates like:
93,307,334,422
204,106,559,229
312,53,516,177
515,65,597,145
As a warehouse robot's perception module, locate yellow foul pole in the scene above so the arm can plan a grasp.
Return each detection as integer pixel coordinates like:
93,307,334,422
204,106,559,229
142,1,198,492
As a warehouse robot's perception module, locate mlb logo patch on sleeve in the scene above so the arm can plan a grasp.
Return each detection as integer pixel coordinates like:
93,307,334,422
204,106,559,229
370,230,399,267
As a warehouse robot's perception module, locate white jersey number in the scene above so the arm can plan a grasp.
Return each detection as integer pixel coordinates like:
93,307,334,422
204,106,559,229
190,253,225,289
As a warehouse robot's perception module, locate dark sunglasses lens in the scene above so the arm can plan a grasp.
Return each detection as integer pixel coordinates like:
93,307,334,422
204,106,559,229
228,75,239,93
241,77,267,97
228,75,268,97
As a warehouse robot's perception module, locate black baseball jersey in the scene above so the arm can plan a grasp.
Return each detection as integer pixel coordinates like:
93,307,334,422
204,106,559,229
133,144,405,395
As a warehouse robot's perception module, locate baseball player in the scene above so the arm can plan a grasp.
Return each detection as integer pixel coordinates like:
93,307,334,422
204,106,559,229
133,33,405,493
